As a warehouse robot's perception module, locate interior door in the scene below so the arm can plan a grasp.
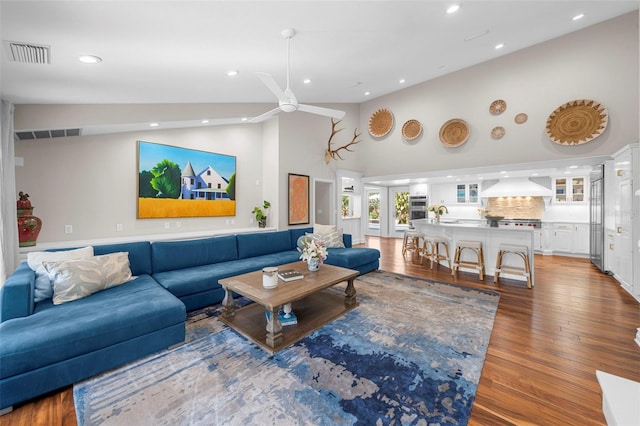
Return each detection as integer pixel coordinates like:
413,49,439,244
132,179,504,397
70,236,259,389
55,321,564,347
389,186,410,238
365,188,381,236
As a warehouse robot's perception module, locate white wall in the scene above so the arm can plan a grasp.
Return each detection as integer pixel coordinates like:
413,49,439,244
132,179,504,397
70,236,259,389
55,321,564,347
356,12,639,176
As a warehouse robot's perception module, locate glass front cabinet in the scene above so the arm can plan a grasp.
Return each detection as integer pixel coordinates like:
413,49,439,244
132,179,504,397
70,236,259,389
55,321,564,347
552,176,586,203
456,183,479,204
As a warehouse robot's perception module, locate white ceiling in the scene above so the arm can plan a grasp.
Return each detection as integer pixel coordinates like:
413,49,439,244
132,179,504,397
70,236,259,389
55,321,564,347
1,1,638,106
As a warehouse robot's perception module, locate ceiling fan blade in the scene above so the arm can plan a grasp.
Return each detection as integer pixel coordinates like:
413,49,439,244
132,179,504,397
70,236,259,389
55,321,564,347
248,107,281,123
256,72,288,103
297,104,346,119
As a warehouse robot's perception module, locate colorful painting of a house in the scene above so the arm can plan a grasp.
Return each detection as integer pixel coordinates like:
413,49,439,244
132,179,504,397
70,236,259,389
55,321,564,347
180,161,230,200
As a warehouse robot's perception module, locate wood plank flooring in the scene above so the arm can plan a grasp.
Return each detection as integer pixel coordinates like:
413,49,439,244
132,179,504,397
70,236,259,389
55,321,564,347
2,235,639,426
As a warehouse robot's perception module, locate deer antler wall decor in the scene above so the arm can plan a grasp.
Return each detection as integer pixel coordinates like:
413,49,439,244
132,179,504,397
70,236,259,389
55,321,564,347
325,118,362,164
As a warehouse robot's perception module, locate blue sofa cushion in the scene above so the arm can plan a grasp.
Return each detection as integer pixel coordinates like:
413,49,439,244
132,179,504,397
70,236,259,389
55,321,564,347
153,250,302,299
237,231,291,259
0,263,35,322
0,275,185,380
151,235,238,273
288,227,313,249
93,241,152,276
324,247,381,270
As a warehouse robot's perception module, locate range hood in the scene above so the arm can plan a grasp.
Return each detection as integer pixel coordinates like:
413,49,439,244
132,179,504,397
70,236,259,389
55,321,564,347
481,178,553,198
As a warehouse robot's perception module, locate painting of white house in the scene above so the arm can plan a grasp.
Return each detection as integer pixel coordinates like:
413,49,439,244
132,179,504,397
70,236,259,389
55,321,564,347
137,140,236,218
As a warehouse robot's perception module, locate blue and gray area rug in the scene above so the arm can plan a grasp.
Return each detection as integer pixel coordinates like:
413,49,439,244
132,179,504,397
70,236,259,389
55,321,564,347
74,270,499,425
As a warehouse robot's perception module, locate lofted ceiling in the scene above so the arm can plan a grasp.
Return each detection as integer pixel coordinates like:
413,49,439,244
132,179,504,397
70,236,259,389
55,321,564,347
1,1,638,106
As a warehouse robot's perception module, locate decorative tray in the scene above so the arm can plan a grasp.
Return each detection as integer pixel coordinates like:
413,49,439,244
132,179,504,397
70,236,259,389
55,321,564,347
546,99,608,145
490,99,507,115
401,119,422,141
368,108,394,138
439,118,470,148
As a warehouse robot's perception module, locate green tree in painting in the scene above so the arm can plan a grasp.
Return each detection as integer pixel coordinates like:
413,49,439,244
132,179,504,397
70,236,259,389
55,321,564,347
226,173,236,200
150,159,182,198
395,191,409,225
138,170,156,198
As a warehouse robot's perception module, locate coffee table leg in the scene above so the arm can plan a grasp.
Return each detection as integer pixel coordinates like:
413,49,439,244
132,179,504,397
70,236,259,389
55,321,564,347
345,278,357,306
265,307,283,348
221,286,236,318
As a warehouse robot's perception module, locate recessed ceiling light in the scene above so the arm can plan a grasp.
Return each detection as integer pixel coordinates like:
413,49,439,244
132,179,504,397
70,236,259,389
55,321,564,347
241,117,248,122
495,43,505,50
149,123,159,127
364,91,371,96
226,70,239,77
569,165,578,169
78,55,102,64
303,78,311,84
446,4,461,14
399,79,406,84
572,13,585,21
531,173,539,176
201,120,209,124
500,171,507,174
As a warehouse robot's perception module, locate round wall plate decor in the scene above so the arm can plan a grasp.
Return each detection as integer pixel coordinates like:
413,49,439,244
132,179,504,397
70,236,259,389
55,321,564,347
489,99,507,115
546,99,608,145
401,119,422,141
491,126,505,139
514,113,528,124
368,108,394,138
439,118,470,148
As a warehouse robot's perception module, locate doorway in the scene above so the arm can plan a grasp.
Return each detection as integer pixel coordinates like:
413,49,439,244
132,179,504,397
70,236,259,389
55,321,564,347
313,179,334,225
388,186,410,238
365,188,381,236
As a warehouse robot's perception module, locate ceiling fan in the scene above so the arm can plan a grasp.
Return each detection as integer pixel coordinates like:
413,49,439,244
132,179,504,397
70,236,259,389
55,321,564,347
249,28,345,123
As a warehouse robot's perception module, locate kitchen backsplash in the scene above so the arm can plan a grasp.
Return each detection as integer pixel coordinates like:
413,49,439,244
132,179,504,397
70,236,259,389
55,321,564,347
486,196,544,219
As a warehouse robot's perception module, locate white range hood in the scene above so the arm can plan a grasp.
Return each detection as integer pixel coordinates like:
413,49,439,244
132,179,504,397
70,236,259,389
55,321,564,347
481,178,553,198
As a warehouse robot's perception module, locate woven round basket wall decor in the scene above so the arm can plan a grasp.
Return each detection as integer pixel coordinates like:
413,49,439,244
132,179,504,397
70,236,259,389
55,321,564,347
439,118,470,148
546,99,608,145
491,126,505,140
368,108,394,138
489,99,507,115
401,119,422,141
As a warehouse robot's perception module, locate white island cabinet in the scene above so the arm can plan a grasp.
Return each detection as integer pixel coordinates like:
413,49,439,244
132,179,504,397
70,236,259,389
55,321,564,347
412,219,535,286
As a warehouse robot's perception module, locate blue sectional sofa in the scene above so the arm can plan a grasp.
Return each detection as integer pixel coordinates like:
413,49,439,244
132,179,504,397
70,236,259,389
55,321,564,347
0,227,380,410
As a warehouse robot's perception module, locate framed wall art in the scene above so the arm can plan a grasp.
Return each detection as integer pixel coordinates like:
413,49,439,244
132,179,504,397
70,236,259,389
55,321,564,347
137,140,236,218
288,173,310,225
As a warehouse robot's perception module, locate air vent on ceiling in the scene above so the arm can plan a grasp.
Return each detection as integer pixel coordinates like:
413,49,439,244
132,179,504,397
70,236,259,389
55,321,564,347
5,41,51,64
15,129,81,141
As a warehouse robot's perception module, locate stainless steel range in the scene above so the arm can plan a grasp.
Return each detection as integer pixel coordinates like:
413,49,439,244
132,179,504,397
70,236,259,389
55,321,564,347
497,218,542,228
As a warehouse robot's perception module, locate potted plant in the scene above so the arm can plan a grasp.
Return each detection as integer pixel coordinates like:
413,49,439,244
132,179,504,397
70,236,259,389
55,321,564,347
252,200,271,228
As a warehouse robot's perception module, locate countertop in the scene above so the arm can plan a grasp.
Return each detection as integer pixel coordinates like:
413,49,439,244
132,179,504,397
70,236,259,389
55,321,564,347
412,219,535,231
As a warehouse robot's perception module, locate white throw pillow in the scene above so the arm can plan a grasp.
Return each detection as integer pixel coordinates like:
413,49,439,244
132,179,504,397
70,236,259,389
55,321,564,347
44,252,133,305
313,224,345,248
27,246,94,303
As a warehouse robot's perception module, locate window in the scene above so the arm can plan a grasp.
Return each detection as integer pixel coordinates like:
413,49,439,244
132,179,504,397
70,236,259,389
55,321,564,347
342,195,352,218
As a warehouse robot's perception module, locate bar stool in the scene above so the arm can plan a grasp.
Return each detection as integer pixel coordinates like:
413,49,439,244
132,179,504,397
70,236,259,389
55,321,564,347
494,244,532,288
452,240,485,280
402,230,424,262
422,235,452,270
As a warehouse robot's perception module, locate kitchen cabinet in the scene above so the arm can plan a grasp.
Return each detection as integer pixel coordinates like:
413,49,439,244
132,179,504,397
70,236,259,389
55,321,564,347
430,182,479,205
552,176,587,203
549,222,589,255
551,223,573,252
456,183,479,203
608,143,638,300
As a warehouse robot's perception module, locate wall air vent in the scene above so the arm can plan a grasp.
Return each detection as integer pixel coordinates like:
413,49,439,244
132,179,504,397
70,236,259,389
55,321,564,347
15,129,81,141
5,41,51,64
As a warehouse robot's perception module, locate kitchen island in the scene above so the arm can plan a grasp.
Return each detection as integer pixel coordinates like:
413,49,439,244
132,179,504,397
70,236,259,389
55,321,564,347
412,219,535,287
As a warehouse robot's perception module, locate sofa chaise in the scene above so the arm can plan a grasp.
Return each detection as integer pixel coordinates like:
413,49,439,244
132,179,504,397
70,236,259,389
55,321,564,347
0,227,380,410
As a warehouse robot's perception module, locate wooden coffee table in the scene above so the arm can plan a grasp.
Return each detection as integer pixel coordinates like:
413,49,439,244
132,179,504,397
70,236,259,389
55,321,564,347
219,261,359,354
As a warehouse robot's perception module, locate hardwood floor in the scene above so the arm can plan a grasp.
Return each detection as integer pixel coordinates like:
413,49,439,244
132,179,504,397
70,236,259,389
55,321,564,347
2,236,639,426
